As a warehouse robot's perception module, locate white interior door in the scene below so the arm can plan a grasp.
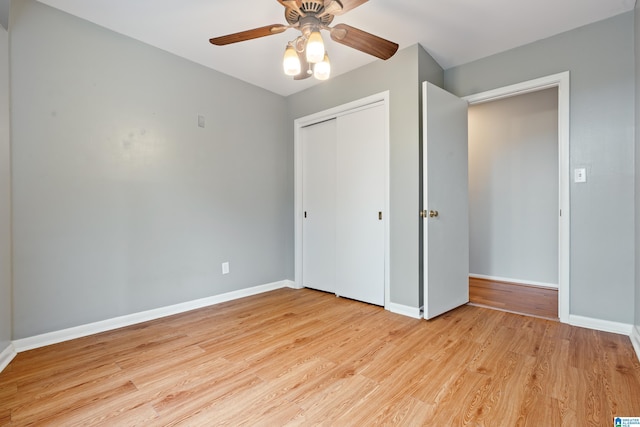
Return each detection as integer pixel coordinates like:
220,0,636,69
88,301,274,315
302,119,337,294
335,104,385,306
423,82,469,319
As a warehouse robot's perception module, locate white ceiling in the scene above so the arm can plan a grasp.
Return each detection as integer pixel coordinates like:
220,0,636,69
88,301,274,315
37,0,636,96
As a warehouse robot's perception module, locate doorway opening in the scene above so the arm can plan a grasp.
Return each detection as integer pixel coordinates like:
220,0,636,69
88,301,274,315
463,72,570,323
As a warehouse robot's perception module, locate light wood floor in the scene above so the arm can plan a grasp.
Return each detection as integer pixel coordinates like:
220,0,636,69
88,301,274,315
469,276,559,320
1,288,639,426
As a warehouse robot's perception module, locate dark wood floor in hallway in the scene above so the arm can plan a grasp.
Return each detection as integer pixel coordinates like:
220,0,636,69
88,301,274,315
469,276,559,320
1,288,639,425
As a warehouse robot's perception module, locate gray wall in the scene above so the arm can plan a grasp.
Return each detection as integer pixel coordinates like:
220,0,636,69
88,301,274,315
635,3,639,332
468,88,558,285
446,12,635,324
287,44,443,309
0,23,11,351
6,1,637,340
11,0,290,339
0,0,8,31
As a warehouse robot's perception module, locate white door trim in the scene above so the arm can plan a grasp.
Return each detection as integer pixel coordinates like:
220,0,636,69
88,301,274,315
293,92,391,308
463,71,571,323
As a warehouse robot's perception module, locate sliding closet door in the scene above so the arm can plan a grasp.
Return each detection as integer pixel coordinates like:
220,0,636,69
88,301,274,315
301,119,337,293
335,104,385,306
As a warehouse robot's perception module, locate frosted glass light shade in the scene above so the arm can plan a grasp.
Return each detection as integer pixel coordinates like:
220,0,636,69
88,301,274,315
305,31,325,63
283,45,301,76
313,53,331,80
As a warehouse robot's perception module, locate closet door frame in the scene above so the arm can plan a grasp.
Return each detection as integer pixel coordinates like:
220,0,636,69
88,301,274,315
293,91,391,309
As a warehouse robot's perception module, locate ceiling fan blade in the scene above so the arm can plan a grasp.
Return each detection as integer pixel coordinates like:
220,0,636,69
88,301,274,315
294,49,313,80
209,24,288,46
332,0,368,15
330,23,398,60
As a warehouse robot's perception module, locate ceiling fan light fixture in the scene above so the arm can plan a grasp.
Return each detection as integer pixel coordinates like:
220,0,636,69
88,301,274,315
313,53,331,80
283,43,301,76
305,30,325,63
210,0,399,84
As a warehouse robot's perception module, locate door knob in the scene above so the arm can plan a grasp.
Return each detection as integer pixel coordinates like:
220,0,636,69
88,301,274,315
429,210,439,218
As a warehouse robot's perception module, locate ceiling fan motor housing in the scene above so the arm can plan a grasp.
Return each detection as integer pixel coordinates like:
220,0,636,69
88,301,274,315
285,0,336,26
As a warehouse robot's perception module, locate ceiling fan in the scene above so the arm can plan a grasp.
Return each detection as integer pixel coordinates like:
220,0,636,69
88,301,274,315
209,0,399,81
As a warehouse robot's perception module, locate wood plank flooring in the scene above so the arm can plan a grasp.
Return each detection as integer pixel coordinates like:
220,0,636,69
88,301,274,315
1,288,639,425
469,276,559,320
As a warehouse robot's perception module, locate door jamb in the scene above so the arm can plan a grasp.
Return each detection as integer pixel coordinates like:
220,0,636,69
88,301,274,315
463,71,570,323
293,91,391,309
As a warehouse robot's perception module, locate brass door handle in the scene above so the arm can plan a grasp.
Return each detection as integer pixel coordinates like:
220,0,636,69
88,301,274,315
420,210,439,218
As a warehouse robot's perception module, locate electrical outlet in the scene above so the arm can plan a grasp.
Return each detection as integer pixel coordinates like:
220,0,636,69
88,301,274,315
222,262,229,275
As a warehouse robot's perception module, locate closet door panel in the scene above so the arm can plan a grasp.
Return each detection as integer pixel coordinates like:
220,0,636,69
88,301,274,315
301,119,337,293
335,105,385,306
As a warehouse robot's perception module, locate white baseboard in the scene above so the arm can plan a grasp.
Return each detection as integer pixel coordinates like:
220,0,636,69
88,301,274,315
0,342,16,373
287,280,303,290
469,273,558,289
631,325,640,363
13,280,295,353
568,315,634,336
386,302,422,319
281,279,296,289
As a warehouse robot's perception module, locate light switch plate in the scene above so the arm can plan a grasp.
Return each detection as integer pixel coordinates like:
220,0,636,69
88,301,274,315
574,168,586,183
